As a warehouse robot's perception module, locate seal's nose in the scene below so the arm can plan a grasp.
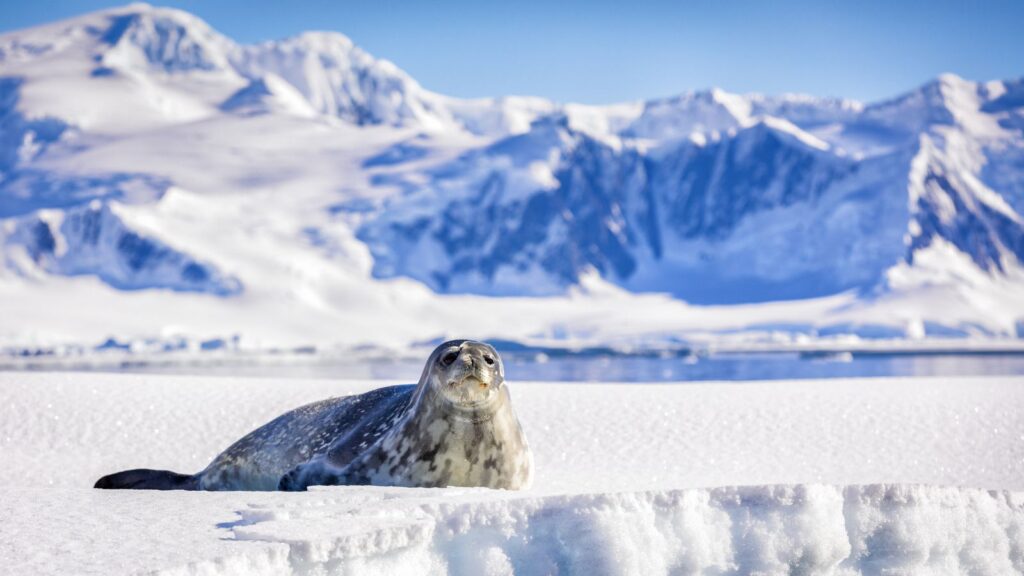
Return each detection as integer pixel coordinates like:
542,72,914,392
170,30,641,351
461,344,497,370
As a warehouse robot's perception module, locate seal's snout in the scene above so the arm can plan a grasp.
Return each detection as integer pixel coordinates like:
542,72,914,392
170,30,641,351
448,359,496,390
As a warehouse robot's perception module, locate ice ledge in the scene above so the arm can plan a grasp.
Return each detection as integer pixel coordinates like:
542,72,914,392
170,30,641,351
4,483,1022,575
207,484,1024,575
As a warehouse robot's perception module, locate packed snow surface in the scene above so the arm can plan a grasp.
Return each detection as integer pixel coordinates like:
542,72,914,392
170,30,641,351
1,372,1023,574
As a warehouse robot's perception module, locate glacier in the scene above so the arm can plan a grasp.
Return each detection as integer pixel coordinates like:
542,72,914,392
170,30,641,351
0,3,1022,349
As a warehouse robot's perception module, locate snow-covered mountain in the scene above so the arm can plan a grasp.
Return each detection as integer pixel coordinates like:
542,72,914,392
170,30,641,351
1,3,1022,349
362,74,1024,304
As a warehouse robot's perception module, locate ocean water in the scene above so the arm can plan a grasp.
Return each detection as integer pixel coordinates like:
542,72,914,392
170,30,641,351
54,351,1024,383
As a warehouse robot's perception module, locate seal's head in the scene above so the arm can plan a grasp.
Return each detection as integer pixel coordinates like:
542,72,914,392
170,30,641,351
423,340,505,412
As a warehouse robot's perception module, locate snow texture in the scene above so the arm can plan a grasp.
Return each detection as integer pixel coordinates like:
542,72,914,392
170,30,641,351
1,372,1023,574
0,4,1023,350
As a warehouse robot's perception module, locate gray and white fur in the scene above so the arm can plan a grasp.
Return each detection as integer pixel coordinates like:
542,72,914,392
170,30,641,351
94,340,533,491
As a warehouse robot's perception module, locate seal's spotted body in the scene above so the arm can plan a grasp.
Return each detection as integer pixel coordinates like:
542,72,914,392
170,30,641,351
94,340,533,492
199,385,413,491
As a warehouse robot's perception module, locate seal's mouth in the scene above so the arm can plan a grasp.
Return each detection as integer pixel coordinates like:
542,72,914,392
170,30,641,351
444,374,499,409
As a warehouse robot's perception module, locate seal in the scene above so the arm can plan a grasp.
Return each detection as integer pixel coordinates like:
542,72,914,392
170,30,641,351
94,340,533,491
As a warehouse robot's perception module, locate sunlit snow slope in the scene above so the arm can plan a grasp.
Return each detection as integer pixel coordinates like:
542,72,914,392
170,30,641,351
1,4,1023,351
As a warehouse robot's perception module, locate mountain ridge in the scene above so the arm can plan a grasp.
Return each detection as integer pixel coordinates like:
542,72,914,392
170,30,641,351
0,3,1022,348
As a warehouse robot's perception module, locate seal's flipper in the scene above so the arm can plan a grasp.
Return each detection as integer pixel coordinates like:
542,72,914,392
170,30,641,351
278,459,344,491
277,465,307,491
94,468,197,490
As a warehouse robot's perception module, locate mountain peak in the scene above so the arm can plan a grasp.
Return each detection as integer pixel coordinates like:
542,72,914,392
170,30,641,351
860,73,982,133
101,2,225,38
118,2,155,12
283,30,356,51
935,72,970,88
95,3,236,73
623,88,752,140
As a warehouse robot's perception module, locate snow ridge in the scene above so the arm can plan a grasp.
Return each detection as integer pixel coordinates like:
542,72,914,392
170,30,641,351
3,200,241,294
213,484,1024,576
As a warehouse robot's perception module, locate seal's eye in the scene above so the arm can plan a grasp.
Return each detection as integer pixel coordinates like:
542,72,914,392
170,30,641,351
483,354,495,366
441,351,458,366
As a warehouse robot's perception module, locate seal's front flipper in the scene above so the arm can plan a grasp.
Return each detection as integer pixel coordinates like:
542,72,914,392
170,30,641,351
278,465,308,491
278,460,344,491
94,468,197,490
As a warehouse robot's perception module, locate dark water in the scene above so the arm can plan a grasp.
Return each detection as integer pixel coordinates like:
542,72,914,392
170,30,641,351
95,352,1024,383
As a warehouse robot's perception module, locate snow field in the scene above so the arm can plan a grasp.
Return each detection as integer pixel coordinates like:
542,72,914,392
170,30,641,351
1,372,1023,574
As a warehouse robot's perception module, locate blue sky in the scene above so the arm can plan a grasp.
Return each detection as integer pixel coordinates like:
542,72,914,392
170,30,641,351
2,0,1022,104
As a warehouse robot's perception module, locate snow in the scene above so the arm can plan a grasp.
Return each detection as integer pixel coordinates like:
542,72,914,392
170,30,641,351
0,5,1023,359
758,115,831,151
1,371,1023,574
5,484,1023,575
220,74,318,118
2,7,1021,569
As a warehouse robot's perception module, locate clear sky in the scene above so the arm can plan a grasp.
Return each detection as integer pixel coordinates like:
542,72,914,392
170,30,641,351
2,1,1022,104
